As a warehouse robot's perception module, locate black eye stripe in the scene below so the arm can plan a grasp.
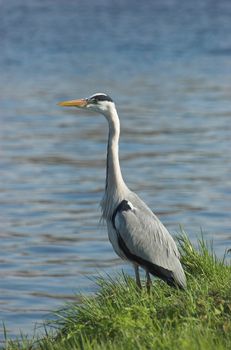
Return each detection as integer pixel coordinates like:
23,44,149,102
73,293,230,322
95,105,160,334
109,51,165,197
90,94,113,103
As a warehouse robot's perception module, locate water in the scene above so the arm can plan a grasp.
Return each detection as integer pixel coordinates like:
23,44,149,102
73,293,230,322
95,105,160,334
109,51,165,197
0,0,231,340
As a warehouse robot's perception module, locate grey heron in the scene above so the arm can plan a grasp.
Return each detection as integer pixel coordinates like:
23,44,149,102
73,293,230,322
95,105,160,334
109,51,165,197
58,93,187,291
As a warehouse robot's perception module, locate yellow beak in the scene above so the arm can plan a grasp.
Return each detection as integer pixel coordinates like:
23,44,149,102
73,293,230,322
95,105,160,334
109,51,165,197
58,98,87,108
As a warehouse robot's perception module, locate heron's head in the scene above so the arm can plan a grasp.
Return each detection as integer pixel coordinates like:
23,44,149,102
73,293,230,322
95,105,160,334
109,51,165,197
58,93,115,117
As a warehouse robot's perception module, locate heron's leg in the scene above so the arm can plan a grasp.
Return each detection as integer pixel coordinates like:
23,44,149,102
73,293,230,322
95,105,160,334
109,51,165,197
146,271,152,294
134,264,142,289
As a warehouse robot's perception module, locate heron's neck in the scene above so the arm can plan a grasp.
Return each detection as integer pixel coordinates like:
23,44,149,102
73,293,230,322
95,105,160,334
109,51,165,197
106,109,126,194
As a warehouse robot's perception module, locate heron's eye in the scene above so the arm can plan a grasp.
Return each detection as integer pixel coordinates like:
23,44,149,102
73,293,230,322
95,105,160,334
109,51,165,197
89,98,97,104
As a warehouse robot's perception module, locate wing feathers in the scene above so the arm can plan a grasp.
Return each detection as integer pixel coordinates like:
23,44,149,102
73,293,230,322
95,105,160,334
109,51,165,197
117,231,177,287
112,199,186,289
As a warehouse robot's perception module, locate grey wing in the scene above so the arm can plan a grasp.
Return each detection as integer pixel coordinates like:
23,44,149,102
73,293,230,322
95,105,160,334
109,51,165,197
113,199,186,288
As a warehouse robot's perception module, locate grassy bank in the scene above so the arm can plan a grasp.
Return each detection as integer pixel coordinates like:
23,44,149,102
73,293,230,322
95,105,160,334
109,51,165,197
5,234,231,350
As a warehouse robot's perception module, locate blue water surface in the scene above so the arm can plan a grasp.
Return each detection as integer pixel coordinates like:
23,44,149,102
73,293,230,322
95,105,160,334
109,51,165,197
0,0,231,340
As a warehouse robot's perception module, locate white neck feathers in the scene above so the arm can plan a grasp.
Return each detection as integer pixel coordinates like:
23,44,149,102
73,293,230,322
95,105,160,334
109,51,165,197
100,106,127,219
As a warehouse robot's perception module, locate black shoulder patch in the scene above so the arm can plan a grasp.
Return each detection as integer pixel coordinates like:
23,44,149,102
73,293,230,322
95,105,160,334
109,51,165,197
112,200,132,229
116,200,132,212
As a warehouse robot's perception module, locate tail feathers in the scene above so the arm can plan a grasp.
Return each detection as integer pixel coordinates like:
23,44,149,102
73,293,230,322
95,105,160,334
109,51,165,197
172,266,187,290
148,261,187,290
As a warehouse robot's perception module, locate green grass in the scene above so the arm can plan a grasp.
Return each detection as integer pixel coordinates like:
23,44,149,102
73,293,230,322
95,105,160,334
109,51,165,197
4,234,231,350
